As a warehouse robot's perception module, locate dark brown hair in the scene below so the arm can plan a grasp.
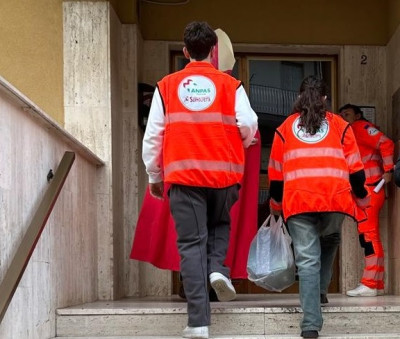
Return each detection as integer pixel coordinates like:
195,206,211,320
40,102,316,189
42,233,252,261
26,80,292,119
292,75,328,135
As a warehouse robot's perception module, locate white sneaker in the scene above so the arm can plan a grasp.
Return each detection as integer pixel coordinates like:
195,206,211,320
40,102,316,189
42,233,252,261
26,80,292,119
209,272,236,301
346,284,377,297
182,325,209,338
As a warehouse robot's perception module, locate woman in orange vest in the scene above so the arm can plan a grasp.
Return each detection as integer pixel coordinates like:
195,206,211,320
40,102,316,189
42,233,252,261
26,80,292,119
339,103,394,297
269,76,369,339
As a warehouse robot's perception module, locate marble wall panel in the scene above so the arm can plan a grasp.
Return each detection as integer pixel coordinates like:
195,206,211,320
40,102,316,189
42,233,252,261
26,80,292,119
339,45,389,293
139,40,172,296
121,24,141,297
63,1,115,300
387,26,400,294
0,80,101,338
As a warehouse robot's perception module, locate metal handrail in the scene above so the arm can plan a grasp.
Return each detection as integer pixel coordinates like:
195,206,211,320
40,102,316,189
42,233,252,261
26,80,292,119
249,84,297,116
0,151,75,323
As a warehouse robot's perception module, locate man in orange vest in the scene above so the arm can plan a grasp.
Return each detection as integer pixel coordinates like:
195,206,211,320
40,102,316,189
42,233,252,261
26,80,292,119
339,104,394,297
142,21,258,339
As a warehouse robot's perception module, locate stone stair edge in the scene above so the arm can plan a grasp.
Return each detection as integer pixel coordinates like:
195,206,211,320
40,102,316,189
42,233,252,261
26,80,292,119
50,334,400,339
56,304,400,315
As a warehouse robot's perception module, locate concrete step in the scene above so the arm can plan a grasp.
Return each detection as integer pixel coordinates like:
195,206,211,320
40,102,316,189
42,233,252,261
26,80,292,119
51,335,400,339
55,294,400,338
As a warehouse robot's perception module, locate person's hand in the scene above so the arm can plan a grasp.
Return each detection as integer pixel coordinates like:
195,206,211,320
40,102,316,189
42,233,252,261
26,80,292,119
250,138,258,146
270,206,282,216
149,182,164,200
382,172,392,184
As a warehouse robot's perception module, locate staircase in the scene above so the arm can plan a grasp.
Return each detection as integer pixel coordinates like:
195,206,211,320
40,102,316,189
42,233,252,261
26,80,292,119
54,294,400,338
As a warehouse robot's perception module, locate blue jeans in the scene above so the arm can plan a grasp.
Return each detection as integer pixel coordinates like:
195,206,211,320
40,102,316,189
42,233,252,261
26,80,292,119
287,212,344,332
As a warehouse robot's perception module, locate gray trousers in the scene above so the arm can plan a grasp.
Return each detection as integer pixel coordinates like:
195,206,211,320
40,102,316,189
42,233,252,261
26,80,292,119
169,184,239,327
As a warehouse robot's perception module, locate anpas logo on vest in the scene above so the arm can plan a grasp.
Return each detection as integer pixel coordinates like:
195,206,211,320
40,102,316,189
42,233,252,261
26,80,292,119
367,127,379,136
292,116,329,144
178,76,216,111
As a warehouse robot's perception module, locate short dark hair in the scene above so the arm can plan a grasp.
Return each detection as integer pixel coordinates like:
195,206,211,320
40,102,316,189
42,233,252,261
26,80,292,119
183,21,217,61
339,103,364,117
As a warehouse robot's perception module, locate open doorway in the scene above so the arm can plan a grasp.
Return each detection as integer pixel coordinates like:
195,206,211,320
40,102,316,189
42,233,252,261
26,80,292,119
171,52,338,294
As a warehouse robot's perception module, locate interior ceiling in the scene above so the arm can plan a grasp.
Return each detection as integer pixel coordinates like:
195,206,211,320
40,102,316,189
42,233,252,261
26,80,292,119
112,0,400,46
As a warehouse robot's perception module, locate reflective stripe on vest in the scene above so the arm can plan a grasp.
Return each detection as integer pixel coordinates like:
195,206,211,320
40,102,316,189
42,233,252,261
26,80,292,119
269,158,283,172
283,147,344,161
362,153,381,163
284,168,349,182
382,155,393,167
167,111,237,126
164,159,244,178
282,147,361,168
365,166,382,179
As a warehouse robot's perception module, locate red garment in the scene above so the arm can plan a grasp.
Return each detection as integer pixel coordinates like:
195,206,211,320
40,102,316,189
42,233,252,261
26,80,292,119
130,130,261,278
158,62,245,188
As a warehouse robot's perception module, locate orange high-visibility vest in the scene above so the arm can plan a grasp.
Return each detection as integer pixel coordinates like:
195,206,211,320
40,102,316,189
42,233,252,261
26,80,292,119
350,120,394,185
268,112,365,220
157,61,245,188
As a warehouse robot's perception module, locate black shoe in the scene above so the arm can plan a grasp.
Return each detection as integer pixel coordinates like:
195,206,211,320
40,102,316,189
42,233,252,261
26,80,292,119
301,330,319,338
209,288,219,302
320,293,328,305
178,284,220,302
178,284,186,300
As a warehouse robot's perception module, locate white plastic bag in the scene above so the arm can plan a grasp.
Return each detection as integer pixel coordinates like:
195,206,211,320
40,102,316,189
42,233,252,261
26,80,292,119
247,214,295,292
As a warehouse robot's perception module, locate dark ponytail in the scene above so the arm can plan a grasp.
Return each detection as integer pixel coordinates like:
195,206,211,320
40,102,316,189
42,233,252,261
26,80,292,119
292,75,328,135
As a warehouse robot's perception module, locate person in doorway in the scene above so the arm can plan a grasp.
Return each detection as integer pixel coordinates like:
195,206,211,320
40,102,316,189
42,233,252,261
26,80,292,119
131,29,261,289
142,21,258,339
339,104,394,297
268,76,369,339
395,155,400,187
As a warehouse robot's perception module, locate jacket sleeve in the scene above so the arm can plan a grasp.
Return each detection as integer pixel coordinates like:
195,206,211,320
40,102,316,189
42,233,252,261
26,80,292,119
357,123,395,173
342,124,368,199
377,133,395,172
268,130,284,211
235,84,258,148
142,87,165,183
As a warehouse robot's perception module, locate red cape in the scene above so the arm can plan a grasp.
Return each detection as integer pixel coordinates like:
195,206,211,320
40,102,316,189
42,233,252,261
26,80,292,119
130,131,261,279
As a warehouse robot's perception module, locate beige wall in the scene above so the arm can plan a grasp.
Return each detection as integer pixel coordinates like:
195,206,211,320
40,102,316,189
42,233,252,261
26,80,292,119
386,23,400,295
63,1,146,299
0,0,138,127
389,0,400,39
338,45,390,292
0,0,64,124
0,77,102,338
0,0,399,126
139,0,389,45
